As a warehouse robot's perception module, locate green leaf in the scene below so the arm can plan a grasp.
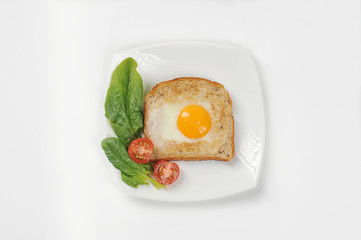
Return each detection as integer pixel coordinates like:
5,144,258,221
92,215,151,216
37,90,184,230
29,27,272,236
121,172,149,188
104,57,143,144
126,63,144,134
102,58,164,189
101,138,165,189
110,121,135,146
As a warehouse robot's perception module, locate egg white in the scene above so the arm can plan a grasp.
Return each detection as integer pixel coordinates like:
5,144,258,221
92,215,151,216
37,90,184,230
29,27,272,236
146,102,214,147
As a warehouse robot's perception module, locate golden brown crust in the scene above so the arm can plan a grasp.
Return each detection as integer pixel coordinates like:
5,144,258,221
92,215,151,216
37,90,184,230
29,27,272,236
144,77,234,161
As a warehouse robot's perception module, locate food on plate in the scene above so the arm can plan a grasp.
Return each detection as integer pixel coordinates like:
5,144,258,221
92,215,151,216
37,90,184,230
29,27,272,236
144,77,234,161
128,138,154,164
102,57,234,190
101,58,165,189
102,138,164,189
154,160,180,185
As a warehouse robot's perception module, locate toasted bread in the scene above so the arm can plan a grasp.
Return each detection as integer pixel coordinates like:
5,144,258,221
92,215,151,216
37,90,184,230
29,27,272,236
144,77,234,161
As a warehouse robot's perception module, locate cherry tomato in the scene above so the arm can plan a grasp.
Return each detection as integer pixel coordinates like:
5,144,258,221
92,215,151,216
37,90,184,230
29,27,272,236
154,160,180,185
128,138,154,164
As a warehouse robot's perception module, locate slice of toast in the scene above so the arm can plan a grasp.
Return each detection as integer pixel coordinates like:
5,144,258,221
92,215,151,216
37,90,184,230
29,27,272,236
144,77,234,161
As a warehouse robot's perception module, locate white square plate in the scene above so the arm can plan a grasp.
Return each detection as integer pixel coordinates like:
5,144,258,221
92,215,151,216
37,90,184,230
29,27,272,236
104,42,265,202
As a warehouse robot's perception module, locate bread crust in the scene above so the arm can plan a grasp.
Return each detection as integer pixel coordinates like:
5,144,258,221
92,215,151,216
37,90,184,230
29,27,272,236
144,77,234,161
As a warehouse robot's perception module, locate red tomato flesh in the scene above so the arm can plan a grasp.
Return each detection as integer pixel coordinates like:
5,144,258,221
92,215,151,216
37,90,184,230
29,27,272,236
154,160,180,185
128,138,154,164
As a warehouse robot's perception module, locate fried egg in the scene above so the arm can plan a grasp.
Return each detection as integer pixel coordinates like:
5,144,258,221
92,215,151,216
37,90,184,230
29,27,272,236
146,102,215,147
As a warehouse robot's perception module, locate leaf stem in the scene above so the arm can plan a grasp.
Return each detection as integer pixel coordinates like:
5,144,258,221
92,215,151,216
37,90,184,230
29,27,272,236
144,174,165,189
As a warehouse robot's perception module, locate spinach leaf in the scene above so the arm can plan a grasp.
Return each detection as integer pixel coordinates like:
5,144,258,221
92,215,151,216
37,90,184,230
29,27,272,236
102,58,163,189
102,138,165,189
126,62,144,135
104,57,143,144
110,122,137,147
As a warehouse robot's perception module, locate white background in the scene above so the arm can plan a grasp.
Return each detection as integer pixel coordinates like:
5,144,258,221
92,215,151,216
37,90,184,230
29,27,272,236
1,0,361,239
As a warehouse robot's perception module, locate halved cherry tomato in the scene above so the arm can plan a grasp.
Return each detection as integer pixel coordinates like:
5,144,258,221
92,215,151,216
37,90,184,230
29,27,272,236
128,138,154,164
154,160,180,185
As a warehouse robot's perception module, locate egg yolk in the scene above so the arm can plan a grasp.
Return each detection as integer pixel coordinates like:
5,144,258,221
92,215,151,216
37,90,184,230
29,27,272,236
177,105,212,139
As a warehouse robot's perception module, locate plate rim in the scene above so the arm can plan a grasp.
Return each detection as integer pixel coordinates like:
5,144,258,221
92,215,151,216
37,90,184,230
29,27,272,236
104,41,266,202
